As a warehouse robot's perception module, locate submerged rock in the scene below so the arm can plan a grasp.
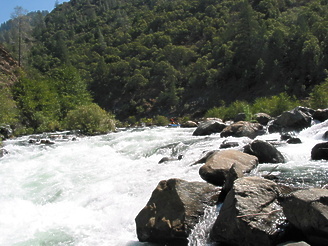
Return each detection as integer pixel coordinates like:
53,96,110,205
135,178,219,245
287,137,302,144
282,188,328,245
0,148,9,158
220,121,265,139
199,150,258,186
220,140,239,149
158,155,183,164
244,140,286,163
210,177,287,246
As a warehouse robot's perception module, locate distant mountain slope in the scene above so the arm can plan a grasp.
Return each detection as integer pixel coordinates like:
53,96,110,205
2,0,328,119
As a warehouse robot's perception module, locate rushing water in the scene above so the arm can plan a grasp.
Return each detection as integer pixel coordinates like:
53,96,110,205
0,121,327,246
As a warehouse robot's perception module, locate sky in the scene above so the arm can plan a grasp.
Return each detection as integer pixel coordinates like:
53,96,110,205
0,0,67,24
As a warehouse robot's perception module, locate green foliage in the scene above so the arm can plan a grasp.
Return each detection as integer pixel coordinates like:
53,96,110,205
13,74,61,130
205,100,253,121
48,66,92,117
206,92,300,119
205,106,229,120
65,103,116,135
0,86,19,126
252,92,299,117
1,0,328,121
153,115,170,126
308,77,328,109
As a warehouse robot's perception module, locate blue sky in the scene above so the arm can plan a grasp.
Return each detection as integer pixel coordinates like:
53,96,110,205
0,0,67,24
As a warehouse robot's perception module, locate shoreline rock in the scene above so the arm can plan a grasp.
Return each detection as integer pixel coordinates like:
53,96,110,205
210,177,288,245
135,178,220,245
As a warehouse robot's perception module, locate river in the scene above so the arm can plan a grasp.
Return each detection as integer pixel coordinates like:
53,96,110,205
0,121,327,246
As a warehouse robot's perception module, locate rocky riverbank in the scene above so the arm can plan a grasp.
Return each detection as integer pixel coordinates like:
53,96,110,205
135,107,328,246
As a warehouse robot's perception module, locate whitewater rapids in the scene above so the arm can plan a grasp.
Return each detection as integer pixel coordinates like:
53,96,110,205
0,121,327,245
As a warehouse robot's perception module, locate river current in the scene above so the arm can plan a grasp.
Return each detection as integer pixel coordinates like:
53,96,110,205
0,121,327,246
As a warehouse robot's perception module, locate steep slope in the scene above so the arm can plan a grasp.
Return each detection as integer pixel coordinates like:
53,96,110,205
8,0,328,119
0,44,18,85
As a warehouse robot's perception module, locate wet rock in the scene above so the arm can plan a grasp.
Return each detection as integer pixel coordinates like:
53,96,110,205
192,120,226,136
199,149,258,186
0,148,9,158
219,140,239,149
220,121,265,139
135,178,220,245
282,188,328,245
210,177,287,246
311,142,328,160
281,132,295,141
234,113,246,122
323,131,328,140
277,241,311,246
218,163,244,202
191,150,217,166
313,108,328,122
40,139,55,145
269,107,312,133
158,155,183,164
287,138,302,144
244,140,286,163
255,112,272,125
180,121,198,128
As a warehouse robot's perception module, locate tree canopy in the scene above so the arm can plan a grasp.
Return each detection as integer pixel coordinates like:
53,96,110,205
1,0,328,124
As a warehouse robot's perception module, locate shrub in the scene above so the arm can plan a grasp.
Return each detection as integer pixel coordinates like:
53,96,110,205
153,115,170,126
0,86,19,126
225,101,252,121
252,92,299,117
205,106,228,119
205,101,252,121
308,78,328,109
65,103,115,134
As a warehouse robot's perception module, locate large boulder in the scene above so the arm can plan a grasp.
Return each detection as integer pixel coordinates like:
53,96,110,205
210,177,288,246
312,108,328,122
255,112,272,125
192,119,226,136
311,142,328,160
282,188,328,245
244,140,286,163
220,121,265,139
180,121,198,128
199,150,258,186
269,107,312,133
135,178,220,245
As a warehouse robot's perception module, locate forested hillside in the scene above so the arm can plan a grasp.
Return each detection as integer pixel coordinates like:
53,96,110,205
1,0,328,131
